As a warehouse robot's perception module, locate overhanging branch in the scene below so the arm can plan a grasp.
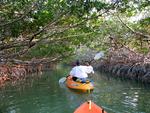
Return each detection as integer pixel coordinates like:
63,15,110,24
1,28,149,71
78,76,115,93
117,15,150,40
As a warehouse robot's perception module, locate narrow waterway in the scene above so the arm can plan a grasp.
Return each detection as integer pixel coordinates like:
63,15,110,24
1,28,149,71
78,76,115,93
0,66,150,113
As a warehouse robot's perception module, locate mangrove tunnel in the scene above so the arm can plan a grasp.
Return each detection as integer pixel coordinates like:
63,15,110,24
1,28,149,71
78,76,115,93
0,0,150,113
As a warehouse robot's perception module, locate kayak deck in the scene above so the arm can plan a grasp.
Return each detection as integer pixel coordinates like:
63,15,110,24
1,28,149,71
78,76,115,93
74,101,107,113
66,76,94,92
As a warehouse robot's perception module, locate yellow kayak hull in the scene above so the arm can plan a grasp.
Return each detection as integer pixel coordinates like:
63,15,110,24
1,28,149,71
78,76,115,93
66,76,94,93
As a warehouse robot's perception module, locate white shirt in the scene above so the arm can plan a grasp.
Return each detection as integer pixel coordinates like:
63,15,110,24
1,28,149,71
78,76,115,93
70,65,94,78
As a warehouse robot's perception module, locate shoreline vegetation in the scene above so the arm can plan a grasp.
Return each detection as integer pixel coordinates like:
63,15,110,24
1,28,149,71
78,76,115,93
95,47,150,84
0,58,56,87
0,48,150,87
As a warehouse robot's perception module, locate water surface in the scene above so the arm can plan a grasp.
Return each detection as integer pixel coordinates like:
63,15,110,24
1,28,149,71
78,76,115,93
0,67,150,113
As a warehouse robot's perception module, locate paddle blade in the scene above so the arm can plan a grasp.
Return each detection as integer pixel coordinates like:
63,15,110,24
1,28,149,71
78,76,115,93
59,77,66,84
94,51,104,60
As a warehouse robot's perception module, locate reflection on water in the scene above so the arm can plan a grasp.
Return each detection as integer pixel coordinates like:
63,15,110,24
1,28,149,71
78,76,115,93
93,72,150,113
0,67,150,113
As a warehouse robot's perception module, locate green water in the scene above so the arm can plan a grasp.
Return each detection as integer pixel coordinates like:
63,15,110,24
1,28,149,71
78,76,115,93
0,67,150,113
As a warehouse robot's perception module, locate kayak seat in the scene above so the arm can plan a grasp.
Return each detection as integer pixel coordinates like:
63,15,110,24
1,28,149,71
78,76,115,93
76,79,90,84
72,76,91,84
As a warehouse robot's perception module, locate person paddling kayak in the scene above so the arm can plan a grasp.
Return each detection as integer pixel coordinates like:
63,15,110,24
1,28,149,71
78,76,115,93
69,60,94,83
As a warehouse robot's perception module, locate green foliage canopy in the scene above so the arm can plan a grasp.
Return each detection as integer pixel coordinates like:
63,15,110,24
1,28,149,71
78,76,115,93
0,0,150,61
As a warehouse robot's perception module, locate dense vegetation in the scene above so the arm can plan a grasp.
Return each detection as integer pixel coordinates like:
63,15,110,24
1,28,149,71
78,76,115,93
0,0,150,85
0,0,150,83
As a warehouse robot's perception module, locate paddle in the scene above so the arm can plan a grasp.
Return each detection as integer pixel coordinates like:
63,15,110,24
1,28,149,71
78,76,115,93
58,51,105,84
59,76,67,84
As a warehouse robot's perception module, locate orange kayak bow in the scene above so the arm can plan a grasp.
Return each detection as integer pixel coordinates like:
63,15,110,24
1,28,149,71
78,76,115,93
74,100,107,113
